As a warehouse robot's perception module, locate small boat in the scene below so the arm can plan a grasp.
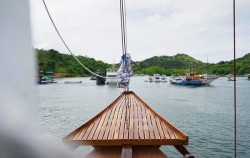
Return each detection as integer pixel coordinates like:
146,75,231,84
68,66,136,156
247,74,250,80
64,81,82,84
90,76,96,80
38,71,57,84
226,74,236,81
160,74,167,82
153,74,161,82
170,74,203,86
170,73,217,86
105,68,118,84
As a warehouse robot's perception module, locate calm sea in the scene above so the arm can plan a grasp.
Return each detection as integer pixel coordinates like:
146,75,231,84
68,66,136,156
38,76,250,158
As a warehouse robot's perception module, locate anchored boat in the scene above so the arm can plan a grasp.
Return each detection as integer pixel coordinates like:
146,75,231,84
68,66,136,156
226,74,236,81
170,73,216,86
105,68,118,85
38,71,57,84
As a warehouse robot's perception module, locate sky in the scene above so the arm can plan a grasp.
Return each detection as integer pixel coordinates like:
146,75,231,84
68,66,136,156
30,0,250,64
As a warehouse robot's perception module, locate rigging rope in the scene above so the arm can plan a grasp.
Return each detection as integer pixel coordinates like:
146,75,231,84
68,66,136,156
233,0,237,157
117,0,133,91
42,0,105,79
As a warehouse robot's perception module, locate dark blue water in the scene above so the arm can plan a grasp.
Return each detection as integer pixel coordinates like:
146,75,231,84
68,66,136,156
38,77,250,158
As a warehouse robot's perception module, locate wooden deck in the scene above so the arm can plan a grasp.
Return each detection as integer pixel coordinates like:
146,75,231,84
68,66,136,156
63,91,188,146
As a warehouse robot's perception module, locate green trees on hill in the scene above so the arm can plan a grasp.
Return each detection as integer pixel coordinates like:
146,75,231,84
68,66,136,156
209,53,250,75
36,48,250,76
36,49,109,77
132,54,207,75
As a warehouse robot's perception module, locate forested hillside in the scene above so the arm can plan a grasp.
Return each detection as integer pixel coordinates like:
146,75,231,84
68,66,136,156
132,54,206,75
209,53,250,75
36,49,109,77
36,49,250,76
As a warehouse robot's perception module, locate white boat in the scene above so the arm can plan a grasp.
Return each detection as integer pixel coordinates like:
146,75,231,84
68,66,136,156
160,74,167,82
201,74,218,85
153,74,161,82
226,74,236,81
105,69,118,84
247,74,250,80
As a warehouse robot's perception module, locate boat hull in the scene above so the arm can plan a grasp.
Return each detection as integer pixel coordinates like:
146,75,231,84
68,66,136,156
170,79,203,86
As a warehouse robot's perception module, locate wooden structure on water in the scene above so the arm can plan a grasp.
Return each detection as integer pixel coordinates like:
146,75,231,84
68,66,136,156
63,91,194,158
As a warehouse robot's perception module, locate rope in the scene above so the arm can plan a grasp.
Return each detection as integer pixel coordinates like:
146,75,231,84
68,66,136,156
42,0,106,79
117,0,133,91
120,0,127,55
233,0,237,157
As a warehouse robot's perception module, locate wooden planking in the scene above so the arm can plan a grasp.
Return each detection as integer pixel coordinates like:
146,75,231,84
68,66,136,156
136,98,149,139
113,97,125,140
91,104,111,140
98,97,119,140
64,91,188,146
136,96,145,140
132,95,139,140
155,117,167,140
102,99,119,140
108,96,124,140
149,113,161,140
145,105,155,140
123,94,130,140
87,116,102,140
118,96,126,139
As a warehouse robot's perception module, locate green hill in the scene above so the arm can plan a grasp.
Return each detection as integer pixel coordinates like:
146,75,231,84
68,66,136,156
36,49,109,77
132,54,206,75
36,48,250,76
209,53,250,75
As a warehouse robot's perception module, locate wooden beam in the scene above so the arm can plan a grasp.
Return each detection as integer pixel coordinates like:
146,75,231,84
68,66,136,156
121,145,132,158
174,145,194,158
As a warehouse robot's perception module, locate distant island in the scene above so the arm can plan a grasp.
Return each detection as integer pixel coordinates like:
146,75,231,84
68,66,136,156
36,48,250,77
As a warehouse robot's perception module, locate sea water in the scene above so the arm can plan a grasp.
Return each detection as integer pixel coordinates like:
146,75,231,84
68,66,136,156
38,77,250,158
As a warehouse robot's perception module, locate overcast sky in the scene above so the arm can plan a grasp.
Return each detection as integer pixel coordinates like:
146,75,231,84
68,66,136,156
30,0,250,64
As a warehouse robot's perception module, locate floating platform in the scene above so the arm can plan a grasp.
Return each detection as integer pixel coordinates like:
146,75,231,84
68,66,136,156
63,91,193,158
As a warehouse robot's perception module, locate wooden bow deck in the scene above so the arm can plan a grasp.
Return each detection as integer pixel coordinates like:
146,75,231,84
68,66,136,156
63,91,193,158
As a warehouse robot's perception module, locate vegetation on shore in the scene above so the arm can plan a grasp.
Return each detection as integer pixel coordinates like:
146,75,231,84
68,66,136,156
36,49,109,77
36,49,250,77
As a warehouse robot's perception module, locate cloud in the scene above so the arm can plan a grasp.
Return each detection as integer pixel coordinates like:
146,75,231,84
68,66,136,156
30,0,250,63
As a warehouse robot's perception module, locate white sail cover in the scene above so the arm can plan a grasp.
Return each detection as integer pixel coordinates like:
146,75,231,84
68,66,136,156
117,53,133,88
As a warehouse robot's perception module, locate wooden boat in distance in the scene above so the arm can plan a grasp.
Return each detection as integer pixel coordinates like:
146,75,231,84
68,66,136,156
63,91,194,158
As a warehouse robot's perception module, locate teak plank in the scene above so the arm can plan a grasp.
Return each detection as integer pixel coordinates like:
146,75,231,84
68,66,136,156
87,116,102,140
123,95,130,140
155,117,166,140
132,96,139,140
129,95,134,139
118,98,126,140
136,98,145,140
149,113,161,140
159,121,171,140
145,109,155,140
108,98,123,139
139,100,149,139
92,106,110,140
102,102,117,140
113,98,125,140
97,97,120,140
81,121,97,140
